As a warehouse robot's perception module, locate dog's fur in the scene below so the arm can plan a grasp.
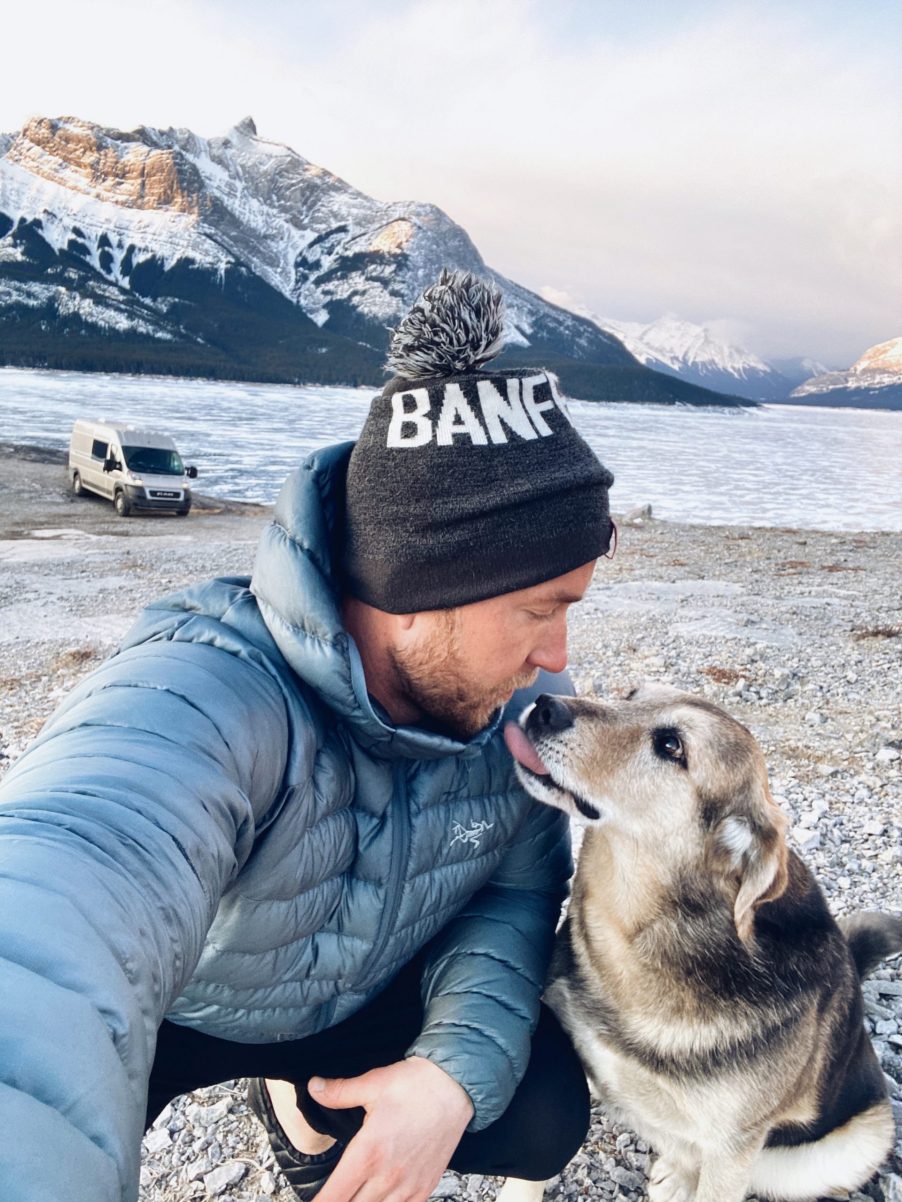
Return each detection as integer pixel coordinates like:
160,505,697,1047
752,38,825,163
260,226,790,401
500,684,901,1202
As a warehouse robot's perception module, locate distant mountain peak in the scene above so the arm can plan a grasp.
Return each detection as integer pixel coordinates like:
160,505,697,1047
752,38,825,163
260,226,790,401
854,336,902,375
234,116,257,137
790,334,902,408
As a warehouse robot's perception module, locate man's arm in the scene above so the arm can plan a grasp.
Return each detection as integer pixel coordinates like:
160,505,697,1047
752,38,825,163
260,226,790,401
305,795,569,1202
407,794,571,1129
0,635,288,1201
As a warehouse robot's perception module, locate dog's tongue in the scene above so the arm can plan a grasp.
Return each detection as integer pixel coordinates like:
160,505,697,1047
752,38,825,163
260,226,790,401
503,722,550,776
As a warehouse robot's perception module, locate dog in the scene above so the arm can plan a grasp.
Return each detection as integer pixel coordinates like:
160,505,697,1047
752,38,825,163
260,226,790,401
499,683,901,1202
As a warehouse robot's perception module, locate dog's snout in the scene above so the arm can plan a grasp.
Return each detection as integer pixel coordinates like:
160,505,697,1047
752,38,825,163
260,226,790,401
529,694,574,734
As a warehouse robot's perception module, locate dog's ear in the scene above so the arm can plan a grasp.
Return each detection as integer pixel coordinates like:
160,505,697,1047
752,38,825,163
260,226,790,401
712,787,789,943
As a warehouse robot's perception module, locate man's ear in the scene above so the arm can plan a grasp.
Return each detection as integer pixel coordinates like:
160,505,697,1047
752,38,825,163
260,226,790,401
712,790,789,944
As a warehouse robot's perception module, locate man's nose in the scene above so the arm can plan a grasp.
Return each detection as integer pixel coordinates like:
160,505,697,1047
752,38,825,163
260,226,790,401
526,621,568,675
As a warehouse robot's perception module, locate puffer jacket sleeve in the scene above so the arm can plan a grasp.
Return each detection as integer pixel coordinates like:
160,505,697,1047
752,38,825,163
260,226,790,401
407,793,571,1131
0,602,290,1201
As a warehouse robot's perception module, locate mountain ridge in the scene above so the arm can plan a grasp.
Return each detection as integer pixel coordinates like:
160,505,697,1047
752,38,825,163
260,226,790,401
0,115,747,405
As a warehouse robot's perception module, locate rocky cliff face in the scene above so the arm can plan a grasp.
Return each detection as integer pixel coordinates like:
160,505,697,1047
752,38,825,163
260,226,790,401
6,116,207,215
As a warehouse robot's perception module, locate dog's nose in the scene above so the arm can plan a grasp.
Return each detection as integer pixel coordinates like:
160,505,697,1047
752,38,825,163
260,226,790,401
529,694,574,733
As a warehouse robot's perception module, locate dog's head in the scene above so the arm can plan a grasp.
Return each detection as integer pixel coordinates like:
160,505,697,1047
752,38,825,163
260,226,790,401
505,683,788,940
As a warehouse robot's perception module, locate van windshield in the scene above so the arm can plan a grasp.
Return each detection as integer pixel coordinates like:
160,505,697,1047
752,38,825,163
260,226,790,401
122,446,184,475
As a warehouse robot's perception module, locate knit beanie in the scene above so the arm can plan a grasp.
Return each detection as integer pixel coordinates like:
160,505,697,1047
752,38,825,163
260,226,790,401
341,269,614,613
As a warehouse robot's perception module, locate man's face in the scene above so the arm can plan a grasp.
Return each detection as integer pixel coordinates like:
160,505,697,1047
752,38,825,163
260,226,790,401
390,560,596,740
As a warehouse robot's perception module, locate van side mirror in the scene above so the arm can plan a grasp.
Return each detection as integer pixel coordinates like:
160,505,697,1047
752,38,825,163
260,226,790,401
104,455,117,472
187,465,198,479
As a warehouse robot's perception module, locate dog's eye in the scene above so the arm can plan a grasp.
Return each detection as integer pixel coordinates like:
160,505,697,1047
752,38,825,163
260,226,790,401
653,728,687,766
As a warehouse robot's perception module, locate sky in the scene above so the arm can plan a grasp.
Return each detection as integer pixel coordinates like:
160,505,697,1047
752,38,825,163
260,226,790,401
2,0,901,366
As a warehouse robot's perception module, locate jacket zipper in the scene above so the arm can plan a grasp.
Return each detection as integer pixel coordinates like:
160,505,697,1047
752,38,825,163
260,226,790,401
358,761,411,989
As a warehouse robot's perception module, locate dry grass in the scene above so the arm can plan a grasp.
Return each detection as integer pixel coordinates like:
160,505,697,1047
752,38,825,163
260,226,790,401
49,647,100,672
700,665,744,685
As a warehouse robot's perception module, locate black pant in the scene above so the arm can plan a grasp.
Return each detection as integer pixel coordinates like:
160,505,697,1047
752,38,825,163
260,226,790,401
147,958,590,1180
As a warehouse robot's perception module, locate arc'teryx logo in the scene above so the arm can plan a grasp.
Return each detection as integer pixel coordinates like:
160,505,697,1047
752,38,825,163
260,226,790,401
449,819,495,850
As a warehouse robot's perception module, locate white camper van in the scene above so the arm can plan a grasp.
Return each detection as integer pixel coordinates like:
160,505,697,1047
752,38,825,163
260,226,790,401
68,420,197,517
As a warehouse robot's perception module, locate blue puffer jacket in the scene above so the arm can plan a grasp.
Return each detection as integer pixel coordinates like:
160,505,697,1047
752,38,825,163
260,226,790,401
0,442,571,1202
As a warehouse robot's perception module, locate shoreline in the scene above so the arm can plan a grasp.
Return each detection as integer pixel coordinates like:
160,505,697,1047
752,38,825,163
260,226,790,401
3,439,901,537
1,441,900,1201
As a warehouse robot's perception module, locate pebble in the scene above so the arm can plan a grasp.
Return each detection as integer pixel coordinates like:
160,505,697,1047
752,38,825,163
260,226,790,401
204,1162,247,1195
143,1128,171,1156
793,828,821,853
863,819,887,835
431,1179,460,1198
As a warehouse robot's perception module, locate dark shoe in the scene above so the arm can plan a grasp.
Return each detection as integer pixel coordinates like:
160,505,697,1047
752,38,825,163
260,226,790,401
247,1077,343,1200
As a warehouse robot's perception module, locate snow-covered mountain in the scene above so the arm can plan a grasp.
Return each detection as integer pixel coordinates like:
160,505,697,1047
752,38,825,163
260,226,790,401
6,114,730,398
787,337,902,410
595,315,813,401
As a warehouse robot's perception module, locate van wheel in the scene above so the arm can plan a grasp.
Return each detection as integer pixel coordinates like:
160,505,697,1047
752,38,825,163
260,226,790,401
114,490,132,517
72,471,84,497
176,504,191,517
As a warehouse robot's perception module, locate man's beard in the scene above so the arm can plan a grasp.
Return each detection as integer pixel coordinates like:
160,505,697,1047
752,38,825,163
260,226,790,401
389,612,537,740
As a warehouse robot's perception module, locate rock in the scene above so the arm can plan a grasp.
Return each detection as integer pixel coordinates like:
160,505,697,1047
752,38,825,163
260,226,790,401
805,710,826,726
885,1173,902,1202
610,1165,645,1191
815,763,839,777
863,820,887,836
875,980,902,997
188,1097,232,1126
203,1160,246,1195
877,746,900,763
793,827,821,853
154,1103,173,1128
185,1157,211,1181
431,1177,461,1198
257,1171,277,1196
621,504,653,524
143,1127,171,1155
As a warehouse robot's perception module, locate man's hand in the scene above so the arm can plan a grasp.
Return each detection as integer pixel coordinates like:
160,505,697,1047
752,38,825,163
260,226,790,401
312,1055,474,1202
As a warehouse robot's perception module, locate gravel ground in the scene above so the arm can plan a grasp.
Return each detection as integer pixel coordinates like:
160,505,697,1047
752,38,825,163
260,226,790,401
1,446,900,1202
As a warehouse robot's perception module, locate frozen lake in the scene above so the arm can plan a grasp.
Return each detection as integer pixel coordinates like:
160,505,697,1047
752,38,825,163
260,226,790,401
1,366,899,531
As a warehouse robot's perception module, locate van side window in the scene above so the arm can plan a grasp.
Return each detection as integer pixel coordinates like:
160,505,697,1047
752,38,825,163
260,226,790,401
91,439,109,460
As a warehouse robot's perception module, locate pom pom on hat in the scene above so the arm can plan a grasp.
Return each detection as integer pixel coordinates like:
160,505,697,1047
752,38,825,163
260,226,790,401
386,268,505,379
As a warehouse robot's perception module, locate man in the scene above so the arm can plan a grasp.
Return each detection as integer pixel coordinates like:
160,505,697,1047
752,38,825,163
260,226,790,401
0,271,615,1201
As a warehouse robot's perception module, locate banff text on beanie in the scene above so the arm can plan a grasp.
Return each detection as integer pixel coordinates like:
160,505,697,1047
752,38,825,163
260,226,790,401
342,269,614,613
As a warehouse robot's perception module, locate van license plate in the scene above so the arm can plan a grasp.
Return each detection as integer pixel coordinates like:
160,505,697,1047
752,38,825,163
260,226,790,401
151,490,179,499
